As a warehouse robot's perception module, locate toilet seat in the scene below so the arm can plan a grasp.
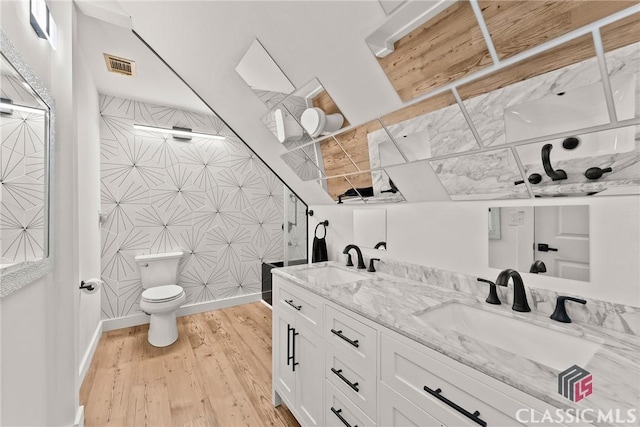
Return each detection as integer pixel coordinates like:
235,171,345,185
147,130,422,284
141,284,184,303
301,107,326,138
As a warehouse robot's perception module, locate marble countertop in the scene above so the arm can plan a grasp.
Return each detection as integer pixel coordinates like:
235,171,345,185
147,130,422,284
273,262,640,422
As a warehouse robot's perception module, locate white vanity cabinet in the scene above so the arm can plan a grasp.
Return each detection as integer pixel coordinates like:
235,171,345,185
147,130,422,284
273,275,569,427
273,278,324,427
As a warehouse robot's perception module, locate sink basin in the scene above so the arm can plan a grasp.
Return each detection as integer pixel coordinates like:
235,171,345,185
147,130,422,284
295,266,369,284
414,302,603,371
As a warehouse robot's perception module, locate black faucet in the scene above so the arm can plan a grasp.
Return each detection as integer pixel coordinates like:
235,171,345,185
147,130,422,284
529,260,547,274
343,244,366,269
550,296,586,323
495,269,531,312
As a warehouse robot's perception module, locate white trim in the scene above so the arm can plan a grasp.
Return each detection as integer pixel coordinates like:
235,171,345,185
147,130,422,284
101,293,263,332
470,0,500,65
592,29,618,124
72,405,84,427
260,299,273,310
78,320,103,383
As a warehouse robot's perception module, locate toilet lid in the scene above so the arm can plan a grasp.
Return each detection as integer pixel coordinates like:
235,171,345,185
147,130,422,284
301,107,325,137
142,284,184,303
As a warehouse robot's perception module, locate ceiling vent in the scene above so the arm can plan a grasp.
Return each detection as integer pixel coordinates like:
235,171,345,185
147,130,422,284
103,54,135,77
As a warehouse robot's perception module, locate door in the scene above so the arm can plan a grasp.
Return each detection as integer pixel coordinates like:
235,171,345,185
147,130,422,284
534,205,589,281
275,312,296,406
295,325,324,427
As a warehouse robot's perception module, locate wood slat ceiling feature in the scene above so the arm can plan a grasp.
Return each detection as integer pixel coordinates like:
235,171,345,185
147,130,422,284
319,137,357,178
457,34,596,101
377,1,492,102
600,12,640,52
312,90,350,128
333,120,381,173
381,91,457,126
480,0,637,60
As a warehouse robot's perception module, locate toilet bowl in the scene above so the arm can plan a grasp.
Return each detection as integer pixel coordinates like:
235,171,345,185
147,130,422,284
274,108,303,143
300,107,344,138
135,251,186,347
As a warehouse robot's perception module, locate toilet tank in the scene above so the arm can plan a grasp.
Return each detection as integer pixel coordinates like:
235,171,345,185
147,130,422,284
135,251,183,289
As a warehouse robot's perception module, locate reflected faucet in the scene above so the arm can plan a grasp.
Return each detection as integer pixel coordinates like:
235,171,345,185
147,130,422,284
529,260,547,274
343,244,366,269
495,269,531,312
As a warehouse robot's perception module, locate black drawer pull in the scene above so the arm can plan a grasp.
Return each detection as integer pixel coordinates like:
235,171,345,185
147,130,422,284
285,299,301,310
331,368,359,392
331,329,360,348
423,386,486,427
286,325,293,366
331,407,357,427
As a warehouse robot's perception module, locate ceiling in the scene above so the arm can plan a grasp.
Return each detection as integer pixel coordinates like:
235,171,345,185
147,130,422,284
77,1,408,205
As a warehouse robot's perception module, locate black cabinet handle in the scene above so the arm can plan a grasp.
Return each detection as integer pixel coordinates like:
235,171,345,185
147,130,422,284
331,407,357,427
537,243,558,252
330,329,360,348
291,328,299,372
541,144,567,181
286,325,293,366
331,368,359,392
285,299,301,310
423,386,486,427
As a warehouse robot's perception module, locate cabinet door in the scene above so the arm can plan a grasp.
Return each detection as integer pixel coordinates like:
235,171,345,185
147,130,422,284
379,382,445,427
274,312,296,406
296,325,324,427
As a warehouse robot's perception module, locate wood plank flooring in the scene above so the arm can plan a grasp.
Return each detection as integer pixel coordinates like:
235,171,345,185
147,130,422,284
80,303,300,427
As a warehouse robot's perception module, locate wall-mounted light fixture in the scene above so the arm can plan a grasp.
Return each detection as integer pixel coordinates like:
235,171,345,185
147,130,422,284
30,0,57,50
0,98,46,116
133,124,226,141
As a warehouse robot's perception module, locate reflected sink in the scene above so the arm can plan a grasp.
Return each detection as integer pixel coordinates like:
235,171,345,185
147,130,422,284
295,266,369,284
414,302,603,371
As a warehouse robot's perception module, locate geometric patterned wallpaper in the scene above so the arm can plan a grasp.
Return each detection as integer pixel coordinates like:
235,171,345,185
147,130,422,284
99,94,289,319
0,74,46,267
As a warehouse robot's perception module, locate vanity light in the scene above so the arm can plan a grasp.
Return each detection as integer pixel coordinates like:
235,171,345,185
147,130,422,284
133,124,225,141
30,0,57,50
0,99,46,115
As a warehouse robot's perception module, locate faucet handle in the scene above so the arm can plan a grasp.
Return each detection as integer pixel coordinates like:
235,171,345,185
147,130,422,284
367,258,380,272
550,296,587,323
477,278,501,305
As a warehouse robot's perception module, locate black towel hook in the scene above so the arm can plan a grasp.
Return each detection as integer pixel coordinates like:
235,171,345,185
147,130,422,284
314,220,329,238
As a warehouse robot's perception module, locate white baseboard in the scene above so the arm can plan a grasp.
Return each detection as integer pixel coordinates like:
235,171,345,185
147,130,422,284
73,405,84,427
102,293,262,332
260,299,273,310
79,321,103,383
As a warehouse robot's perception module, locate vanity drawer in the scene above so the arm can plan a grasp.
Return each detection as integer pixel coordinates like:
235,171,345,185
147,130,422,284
325,305,377,373
379,381,444,427
275,278,323,335
381,333,527,427
326,345,377,420
325,380,376,427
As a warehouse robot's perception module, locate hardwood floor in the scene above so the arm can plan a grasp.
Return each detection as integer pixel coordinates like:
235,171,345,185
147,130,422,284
80,302,300,427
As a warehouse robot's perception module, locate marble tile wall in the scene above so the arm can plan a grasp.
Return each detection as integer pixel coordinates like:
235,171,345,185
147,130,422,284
377,258,640,336
0,74,46,265
99,94,286,319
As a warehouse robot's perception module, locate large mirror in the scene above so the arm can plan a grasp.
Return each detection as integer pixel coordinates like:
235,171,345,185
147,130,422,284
235,39,295,109
0,30,53,296
353,209,387,249
488,205,590,281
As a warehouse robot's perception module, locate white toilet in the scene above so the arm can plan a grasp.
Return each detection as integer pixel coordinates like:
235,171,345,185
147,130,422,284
300,107,344,138
274,108,303,143
135,251,186,347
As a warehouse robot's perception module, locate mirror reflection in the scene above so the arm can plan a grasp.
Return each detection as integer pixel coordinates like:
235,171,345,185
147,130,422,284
235,39,295,109
488,205,590,281
319,170,404,204
353,209,387,249
0,46,51,276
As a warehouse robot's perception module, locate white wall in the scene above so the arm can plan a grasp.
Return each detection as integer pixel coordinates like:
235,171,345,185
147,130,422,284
1,2,80,426
74,16,102,383
309,195,640,307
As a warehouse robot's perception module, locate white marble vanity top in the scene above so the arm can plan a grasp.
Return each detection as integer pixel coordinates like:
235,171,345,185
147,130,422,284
273,261,640,419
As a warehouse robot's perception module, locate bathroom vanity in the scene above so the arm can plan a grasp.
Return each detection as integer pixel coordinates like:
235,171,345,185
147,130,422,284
271,262,640,427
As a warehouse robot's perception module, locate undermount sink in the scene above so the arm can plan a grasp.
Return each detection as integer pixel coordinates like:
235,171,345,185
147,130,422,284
295,266,369,284
414,302,603,371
